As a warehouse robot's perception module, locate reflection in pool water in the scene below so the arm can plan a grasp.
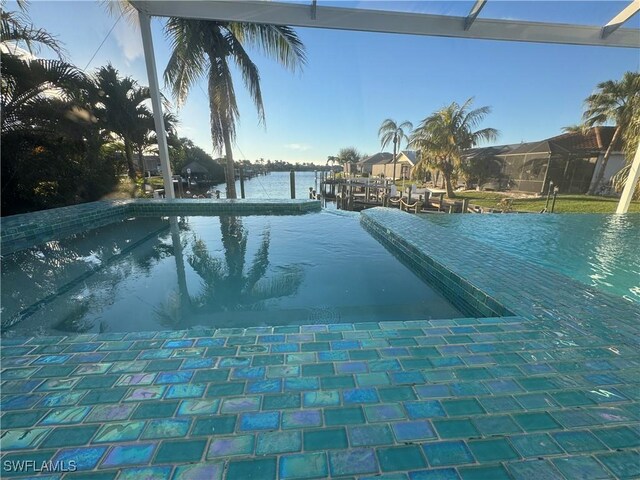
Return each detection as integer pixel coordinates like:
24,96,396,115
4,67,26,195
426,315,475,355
1,212,463,336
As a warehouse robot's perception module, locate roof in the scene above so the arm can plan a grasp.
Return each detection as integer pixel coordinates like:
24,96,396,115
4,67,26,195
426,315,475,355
358,152,393,165
463,127,622,159
397,150,418,165
181,161,210,174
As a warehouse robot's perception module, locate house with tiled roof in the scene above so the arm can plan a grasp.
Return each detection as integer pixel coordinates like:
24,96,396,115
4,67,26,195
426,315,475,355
464,126,626,194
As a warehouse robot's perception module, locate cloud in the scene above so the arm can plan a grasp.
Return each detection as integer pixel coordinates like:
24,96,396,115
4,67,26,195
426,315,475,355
284,143,312,151
113,18,143,65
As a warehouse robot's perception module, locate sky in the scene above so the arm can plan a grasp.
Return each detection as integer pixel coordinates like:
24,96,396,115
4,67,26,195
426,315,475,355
9,1,640,164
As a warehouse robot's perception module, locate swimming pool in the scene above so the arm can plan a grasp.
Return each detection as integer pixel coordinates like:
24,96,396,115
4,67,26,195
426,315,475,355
422,213,640,303
1,211,463,336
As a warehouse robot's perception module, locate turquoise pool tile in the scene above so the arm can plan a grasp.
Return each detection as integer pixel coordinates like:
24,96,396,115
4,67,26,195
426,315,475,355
284,377,319,391
118,466,172,480
207,435,254,458
131,401,179,420
52,446,107,471
365,404,407,422
467,438,519,462
378,386,417,402
231,366,266,379
99,443,155,468
140,418,190,439
303,391,340,407
392,421,437,441
1,410,47,428
441,399,484,417
552,456,613,479
40,406,91,425
154,439,206,463
267,365,300,378
123,386,166,402
433,419,480,439
282,410,322,429
239,411,279,430
415,385,450,398
592,426,640,449
423,441,475,467
473,415,523,435
513,412,562,432
507,459,564,480
551,430,607,453
246,379,282,393
510,433,563,457
304,428,348,450
155,371,193,384
220,396,260,413
172,463,223,480
301,363,334,376
263,393,301,410
343,387,380,404
40,425,100,448
457,465,511,480
0,428,50,450
92,421,145,443
357,372,391,386
597,451,640,479
324,406,365,425
404,401,446,419
408,468,460,480
279,452,328,479
165,383,206,399
349,424,395,447
321,375,355,389
329,449,378,476
378,445,427,471
177,399,219,416
207,382,245,397
191,416,236,436
226,458,277,480
256,430,302,455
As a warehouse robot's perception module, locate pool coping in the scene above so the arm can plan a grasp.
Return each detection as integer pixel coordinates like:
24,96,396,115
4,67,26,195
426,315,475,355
360,208,640,349
0,199,321,255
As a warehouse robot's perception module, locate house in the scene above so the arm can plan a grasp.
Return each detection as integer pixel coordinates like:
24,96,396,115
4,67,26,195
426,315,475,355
181,161,210,179
136,155,163,175
371,151,418,179
464,127,625,194
356,152,392,175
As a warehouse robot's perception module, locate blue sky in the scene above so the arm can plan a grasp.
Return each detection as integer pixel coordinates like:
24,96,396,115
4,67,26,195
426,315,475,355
12,1,640,164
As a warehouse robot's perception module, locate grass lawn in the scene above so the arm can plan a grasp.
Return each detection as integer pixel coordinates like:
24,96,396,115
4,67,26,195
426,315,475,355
454,191,640,213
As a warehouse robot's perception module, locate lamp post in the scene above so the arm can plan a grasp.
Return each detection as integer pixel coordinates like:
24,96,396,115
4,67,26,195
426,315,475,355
550,186,559,213
392,133,398,181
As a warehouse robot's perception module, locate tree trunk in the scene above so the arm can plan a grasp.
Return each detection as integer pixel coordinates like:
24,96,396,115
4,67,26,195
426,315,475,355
124,138,136,180
222,124,238,199
391,137,397,181
587,126,621,195
444,172,456,198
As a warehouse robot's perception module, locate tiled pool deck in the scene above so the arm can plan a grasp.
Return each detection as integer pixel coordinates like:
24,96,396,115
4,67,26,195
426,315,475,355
1,204,639,479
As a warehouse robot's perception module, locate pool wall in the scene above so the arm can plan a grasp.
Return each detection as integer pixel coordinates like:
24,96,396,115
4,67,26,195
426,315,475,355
361,208,640,347
0,199,321,255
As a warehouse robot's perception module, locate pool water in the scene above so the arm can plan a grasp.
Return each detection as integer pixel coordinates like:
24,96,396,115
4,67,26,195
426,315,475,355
423,213,640,303
1,211,462,336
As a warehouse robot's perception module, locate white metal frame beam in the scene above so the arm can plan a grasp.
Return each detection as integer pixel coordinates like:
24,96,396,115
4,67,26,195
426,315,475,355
464,0,488,31
602,0,640,39
138,11,175,199
616,141,640,214
131,0,640,48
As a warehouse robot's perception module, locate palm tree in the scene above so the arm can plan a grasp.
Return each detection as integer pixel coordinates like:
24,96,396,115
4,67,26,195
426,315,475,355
163,20,306,198
584,72,640,195
378,119,413,180
409,98,497,198
1,0,64,58
94,64,155,179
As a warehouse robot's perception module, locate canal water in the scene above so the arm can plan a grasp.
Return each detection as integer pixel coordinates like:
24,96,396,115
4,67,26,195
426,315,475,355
209,171,321,200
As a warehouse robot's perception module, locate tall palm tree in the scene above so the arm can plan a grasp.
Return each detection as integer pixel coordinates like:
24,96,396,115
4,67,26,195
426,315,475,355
164,20,306,198
409,98,497,198
1,0,64,58
584,71,640,195
378,119,413,180
94,64,154,179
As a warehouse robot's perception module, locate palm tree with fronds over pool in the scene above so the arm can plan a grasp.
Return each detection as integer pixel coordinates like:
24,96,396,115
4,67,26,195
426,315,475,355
378,119,413,180
583,72,640,195
409,98,497,198
163,19,306,198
